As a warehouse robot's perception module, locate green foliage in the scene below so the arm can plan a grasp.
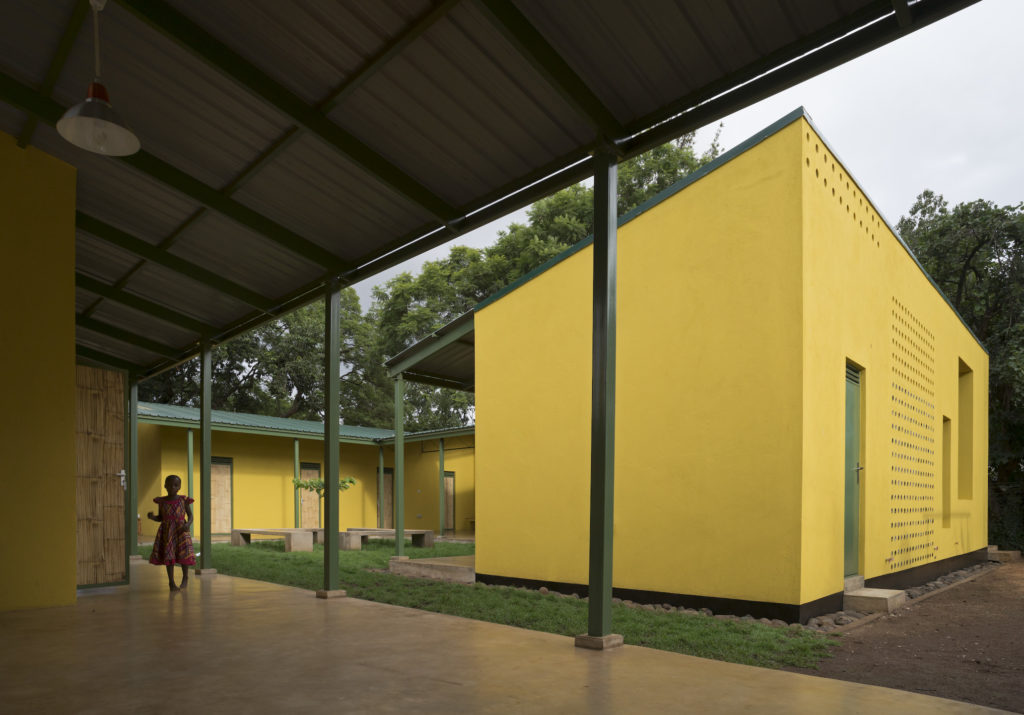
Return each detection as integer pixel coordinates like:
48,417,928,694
897,192,1024,480
137,539,833,669
292,475,356,497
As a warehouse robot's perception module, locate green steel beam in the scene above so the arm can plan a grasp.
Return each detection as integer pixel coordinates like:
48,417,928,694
323,282,341,591
587,149,617,638
77,212,276,311
17,0,90,147
199,340,213,570
116,0,459,223
477,0,622,141
392,372,473,392
438,438,445,537
293,439,301,528
75,346,141,373
76,315,182,359
394,374,406,558
186,429,194,535
377,446,385,528
75,273,212,335
0,71,347,272
127,377,139,556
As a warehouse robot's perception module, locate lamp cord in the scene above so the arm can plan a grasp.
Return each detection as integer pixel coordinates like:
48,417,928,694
90,0,105,81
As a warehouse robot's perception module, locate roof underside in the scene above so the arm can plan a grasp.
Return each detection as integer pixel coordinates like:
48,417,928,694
0,0,977,377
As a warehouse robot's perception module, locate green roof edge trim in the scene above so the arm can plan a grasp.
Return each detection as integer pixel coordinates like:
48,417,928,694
474,107,807,313
473,106,986,355
800,111,988,355
137,402,474,444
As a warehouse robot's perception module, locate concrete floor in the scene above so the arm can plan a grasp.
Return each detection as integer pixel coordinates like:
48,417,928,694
0,563,1003,714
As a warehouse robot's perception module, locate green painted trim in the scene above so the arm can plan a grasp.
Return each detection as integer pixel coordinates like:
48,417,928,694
477,0,621,139
77,315,181,359
17,0,89,147
587,150,617,637
438,438,445,538
137,415,381,444
77,212,275,310
376,426,476,446
76,272,211,335
293,439,301,528
377,446,384,528
394,375,405,558
322,283,341,590
123,373,131,580
117,0,458,223
186,430,194,535
199,341,213,570
75,346,141,373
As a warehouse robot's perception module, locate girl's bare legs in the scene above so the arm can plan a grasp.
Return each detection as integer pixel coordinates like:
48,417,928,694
165,564,179,590
179,565,189,588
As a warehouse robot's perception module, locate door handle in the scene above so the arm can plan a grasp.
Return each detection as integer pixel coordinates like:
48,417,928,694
118,469,126,490
854,463,864,484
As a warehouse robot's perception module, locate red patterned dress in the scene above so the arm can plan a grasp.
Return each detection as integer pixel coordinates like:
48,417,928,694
149,496,196,565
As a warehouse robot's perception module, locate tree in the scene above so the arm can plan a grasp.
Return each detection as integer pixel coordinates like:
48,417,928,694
366,131,723,430
897,191,1024,480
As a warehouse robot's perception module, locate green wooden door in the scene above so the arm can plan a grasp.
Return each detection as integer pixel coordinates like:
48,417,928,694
844,366,861,577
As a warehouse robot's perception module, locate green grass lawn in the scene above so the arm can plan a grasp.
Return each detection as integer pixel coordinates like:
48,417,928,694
137,539,834,669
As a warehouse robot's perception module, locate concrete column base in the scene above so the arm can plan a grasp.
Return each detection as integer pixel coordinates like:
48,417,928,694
315,589,347,599
574,633,624,650
390,556,410,562
194,568,217,576
129,554,143,561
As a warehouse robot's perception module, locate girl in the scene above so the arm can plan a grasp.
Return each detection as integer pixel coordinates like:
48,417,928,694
147,474,195,590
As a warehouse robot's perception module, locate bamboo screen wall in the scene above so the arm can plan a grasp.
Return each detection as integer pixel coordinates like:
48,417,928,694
75,365,125,586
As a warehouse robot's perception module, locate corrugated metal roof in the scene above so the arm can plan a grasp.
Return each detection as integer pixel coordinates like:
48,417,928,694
137,401,474,443
0,0,980,377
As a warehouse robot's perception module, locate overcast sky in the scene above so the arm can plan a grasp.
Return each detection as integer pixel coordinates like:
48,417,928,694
351,0,1024,310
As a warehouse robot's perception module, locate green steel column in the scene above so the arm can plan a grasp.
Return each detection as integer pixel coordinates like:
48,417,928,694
323,281,341,591
377,446,384,527
199,340,213,570
186,430,194,535
293,438,301,528
128,378,138,556
438,438,446,537
394,375,405,557
588,149,618,637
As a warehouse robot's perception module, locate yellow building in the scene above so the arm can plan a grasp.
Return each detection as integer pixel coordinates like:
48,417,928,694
470,110,989,622
137,403,475,541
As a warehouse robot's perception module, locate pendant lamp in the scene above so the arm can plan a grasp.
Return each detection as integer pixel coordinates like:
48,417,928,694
57,0,140,156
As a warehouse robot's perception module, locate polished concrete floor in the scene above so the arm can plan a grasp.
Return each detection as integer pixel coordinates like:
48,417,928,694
0,563,1003,714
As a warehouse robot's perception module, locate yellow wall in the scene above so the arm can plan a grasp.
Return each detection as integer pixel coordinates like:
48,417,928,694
402,435,476,532
0,132,78,610
477,122,806,604
476,114,989,609
798,118,989,602
137,425,474,538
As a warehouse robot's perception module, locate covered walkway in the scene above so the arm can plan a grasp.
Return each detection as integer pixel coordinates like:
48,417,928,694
0,563,996,713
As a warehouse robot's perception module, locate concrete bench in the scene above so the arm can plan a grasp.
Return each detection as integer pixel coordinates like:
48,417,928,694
307,528,435,550
230,528,313,552
348,528,434,549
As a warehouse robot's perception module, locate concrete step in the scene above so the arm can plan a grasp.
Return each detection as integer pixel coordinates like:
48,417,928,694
987,545,1021,563
843,575,865,593
843,588,906,614
388,555,475,584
